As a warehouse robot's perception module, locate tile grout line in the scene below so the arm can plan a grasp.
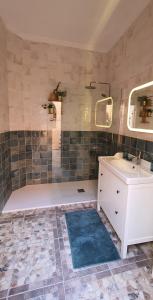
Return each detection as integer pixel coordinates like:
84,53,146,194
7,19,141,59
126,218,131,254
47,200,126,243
62,267,111,283
107,255,153,283
6,281,64,299
108,261,129,295
108,256,153,273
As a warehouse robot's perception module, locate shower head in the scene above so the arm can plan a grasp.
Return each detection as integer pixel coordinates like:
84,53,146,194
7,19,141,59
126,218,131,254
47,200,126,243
85,81,111,97
85,81,96,89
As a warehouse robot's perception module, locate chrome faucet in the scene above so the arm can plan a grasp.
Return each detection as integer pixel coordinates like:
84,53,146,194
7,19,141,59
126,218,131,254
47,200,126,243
132,151,141,165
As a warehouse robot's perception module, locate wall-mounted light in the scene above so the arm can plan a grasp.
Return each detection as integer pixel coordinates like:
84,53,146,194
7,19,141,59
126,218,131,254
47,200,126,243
42,103,56,121
127,80,153,133
48,82,67,102
95,97,113,128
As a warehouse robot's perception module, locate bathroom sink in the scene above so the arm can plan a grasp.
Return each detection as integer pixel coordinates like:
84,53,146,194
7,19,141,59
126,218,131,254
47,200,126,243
99,153,153,184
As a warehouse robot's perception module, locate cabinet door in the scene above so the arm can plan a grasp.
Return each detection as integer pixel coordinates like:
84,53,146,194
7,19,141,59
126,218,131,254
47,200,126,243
99,164,127,239
109,175,127,239
98,164,108,203
127,185,153,242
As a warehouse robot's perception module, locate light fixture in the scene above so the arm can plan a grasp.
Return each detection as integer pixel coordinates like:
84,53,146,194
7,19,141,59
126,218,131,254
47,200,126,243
95,97,113,128
42,81,67,121
127,80,153,133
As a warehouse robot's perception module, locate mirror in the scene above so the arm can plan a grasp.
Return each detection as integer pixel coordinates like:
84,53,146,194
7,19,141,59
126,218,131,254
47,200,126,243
128,81,153,133
95,97,113,128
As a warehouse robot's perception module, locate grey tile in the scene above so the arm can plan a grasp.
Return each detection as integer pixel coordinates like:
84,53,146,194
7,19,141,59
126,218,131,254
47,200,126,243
64,273,117,300
0,289,8,299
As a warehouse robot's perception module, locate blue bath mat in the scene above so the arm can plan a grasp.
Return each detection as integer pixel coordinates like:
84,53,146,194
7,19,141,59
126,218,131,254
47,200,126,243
65,209,120,269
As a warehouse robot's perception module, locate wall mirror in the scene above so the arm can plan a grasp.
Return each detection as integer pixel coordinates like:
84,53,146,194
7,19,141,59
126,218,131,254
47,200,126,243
127,81,153,133
95,97,113,128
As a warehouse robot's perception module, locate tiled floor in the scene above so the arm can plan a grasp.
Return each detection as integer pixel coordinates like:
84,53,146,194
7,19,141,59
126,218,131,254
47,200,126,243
0,202,153,300
3,180,97,212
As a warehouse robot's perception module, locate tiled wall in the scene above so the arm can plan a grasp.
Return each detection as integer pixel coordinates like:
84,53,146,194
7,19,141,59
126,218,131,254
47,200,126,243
1,129,153,211
10,131,52,190
7,31,107,132
10,131,118,191
0,132,11,211
118,135,153,162
9,130,153,192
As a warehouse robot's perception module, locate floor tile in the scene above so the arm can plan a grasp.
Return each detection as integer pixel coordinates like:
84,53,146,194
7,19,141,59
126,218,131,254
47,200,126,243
8,283,65,300
0,203,153,300
64,273,117,300
9,240,62,289
113,265,153,297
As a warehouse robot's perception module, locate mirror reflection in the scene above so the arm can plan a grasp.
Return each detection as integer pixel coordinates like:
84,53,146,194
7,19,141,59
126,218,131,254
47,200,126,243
128,81,153,133
95,97,113,128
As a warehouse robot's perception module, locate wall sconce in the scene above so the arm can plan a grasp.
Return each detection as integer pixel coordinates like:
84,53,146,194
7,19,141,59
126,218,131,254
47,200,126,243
42,103,56,121
48,81,67,102
42,81,67,121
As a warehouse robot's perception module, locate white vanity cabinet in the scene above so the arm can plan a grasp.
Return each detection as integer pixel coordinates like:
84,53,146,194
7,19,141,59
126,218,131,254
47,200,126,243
98,160,153,258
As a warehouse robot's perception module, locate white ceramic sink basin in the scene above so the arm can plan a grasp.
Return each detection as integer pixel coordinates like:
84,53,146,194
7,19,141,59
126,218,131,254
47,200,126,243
99,153,153,184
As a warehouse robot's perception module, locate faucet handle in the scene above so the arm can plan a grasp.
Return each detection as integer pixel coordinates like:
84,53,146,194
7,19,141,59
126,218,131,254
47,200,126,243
135,151,141,165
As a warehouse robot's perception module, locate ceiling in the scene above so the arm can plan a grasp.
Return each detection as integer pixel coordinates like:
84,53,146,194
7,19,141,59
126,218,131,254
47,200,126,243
0,0,150,52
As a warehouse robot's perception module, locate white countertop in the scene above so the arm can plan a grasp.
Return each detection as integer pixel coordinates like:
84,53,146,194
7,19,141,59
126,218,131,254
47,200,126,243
98,153,153,185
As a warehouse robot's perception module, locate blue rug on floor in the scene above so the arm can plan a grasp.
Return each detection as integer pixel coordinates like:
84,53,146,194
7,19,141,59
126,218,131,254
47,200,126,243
65,209,120,269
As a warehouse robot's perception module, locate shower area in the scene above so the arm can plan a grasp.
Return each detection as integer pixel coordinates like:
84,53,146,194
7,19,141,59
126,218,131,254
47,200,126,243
3,80,114,212
1,32,121,213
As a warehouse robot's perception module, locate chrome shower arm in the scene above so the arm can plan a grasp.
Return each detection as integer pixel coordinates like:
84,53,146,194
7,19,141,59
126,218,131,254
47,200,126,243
97,82,111,97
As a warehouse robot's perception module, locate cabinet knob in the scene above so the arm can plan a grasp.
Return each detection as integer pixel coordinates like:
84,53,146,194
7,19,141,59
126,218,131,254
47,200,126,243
101,173,103,176
116,190,120,194
100,189,102,192
115,211,118,215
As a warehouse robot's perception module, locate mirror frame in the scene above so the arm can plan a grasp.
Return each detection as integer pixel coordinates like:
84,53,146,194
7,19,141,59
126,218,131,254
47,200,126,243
127,81,153,133
95,97,113,128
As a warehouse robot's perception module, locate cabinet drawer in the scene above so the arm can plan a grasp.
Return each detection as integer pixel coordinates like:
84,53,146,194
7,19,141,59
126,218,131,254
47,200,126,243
98,164,127,239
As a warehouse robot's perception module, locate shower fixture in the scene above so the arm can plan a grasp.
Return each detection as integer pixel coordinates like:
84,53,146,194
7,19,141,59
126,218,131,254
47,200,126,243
85,82,96,89
85,81,111,97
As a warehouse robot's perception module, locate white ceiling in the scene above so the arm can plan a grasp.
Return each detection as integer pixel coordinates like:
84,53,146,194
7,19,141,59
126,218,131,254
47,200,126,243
0,0,150,52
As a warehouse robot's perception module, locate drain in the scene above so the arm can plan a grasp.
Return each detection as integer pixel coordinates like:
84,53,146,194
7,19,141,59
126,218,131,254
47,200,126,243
77,189,85,193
